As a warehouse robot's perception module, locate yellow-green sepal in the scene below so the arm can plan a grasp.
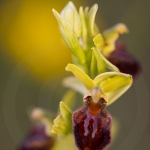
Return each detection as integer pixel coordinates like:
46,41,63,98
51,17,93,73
92,47,119,74
101,75,132,93
60,101,72,126
88,4,99,37
90,50,98,78
79,6,88,49
52,9,85,64
93,34,105,50
92,47,106,74
60,1,81,37
94,72,132,105
63,76,88,95
66,64,95,90
51,101,72,136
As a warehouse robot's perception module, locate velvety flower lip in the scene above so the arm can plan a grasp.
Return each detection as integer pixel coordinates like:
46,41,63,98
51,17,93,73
72,107,112,150
18,124,55,150
72,87,111,150
107,40,141,78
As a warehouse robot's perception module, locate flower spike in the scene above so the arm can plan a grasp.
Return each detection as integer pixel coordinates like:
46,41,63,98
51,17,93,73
52,9,85,64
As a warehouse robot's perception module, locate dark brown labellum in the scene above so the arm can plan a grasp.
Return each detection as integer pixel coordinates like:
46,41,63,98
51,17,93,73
72,106,112,150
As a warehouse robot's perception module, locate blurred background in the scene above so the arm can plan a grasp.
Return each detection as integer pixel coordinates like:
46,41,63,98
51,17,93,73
0,0,150,149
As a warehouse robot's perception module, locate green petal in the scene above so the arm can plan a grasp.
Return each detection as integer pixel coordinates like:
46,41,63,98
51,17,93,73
99,50,120,72
103,23,128,43
105,84,131,105
93,34,105,50
51,115,67,135
103,43,115,56
79,6,87,49
88,4,98,37
100,75,132,93
92,47,119,74
102,23,128,55
60,1,81,37
63,76,88,95
66,64,95,90
90,50,98,78
51,102,72,136
84,7,89,16
52,9,85,64
92,47,105,74
53,115,65,126
60,101,72,126
94,72,132,105
94,71,127,85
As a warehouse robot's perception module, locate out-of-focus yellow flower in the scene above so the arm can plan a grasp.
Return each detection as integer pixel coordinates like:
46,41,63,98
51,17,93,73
0,0,75,80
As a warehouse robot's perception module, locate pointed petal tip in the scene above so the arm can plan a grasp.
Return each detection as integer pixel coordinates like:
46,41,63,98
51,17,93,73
117,23,129,34
68,1,74,5
52,8,56,13
92,3,98,9
52,9,59,18
65,63,71,71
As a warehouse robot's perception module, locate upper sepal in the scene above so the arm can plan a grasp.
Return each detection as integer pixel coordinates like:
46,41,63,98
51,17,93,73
88,4,99,37
60,1,81,37
52,9,85,64
66,63,96,90
63,76,88,95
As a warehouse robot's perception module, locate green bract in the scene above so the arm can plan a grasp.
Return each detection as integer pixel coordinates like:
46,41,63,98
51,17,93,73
51,101,72,136
60,1,81,37
66,64,95,90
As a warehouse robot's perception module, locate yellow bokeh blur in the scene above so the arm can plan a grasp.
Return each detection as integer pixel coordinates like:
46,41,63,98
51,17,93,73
1,0,75,80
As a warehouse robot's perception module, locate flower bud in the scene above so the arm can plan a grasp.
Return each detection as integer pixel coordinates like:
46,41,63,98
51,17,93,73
18,124,55,150
60,1,81,37
107,40,141,78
